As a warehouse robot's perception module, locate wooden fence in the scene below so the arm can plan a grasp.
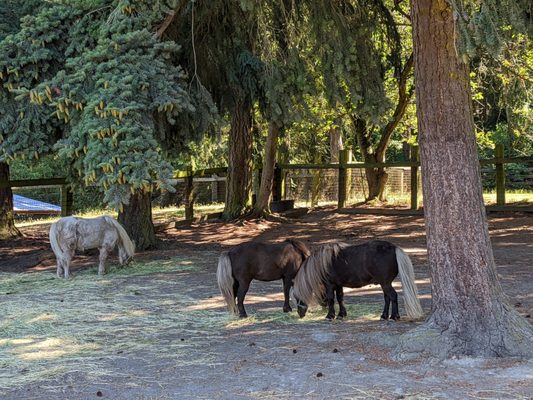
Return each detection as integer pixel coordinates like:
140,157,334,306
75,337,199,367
1,144,531,216
0,177,73,217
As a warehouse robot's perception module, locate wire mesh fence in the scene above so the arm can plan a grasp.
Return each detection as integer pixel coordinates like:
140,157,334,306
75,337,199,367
5,153,531,218
154,163,532,211
283,167,417,207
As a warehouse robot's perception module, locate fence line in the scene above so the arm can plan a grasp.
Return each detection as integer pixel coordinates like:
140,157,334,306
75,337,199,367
1,144,531,217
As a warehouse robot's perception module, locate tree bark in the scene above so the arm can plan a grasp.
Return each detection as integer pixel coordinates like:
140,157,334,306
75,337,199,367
118,190,156,251
365,166,388,201
0,162,21,240
223,98,253,220
252,121,279,217
329,126,343,163
395,0,533,359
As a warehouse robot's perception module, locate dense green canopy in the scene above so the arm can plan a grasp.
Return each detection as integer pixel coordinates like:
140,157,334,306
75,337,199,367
0,0,203,209
0,0,530,215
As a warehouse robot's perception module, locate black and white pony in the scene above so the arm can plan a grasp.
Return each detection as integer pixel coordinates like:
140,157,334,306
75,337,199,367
293,240,423,320
49,216,135,279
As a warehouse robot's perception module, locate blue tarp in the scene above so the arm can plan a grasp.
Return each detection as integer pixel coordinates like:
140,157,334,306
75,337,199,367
13,194,61,213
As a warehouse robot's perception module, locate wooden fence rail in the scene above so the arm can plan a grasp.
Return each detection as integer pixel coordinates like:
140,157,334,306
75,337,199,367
1,144,531,217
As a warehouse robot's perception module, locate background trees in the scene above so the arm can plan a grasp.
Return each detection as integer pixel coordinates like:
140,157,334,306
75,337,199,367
0,1,530,255
0,1,200,248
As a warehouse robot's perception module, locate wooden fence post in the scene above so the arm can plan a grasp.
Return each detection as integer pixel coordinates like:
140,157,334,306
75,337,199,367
184,168,194,220
410,145,419,210
60,185,73,217
495,143,505,206
273,164,284,202
211,174,218,203
338,149,351,208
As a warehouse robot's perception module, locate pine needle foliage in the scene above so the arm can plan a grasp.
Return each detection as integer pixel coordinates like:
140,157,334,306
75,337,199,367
0,0,202,209
449,0,532,58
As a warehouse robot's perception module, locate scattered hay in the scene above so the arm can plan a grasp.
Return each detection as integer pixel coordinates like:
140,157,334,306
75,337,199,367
224,303,382,328
0,255,224,391
0,251,383,393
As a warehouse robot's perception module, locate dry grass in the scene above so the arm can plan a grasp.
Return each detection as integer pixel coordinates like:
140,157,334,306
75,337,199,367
15,203,225,228
1,251,383,392
0,247,387,393
224,303,382,329
0,254,228,391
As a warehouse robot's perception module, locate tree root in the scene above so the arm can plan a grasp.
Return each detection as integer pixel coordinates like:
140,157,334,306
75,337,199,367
394,305,533,360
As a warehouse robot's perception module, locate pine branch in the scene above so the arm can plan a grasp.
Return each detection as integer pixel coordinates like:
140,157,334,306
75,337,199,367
376,53,414,159
155,0,189,39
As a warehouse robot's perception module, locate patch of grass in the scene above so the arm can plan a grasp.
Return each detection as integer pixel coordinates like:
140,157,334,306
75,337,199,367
152,203,224,221
0,251,384,392
483,190,533,205
15,203,226,228
225,303,382,329
0,255,226,391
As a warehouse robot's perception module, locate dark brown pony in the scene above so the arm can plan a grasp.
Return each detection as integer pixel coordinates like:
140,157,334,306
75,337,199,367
293,240,423,320
217,240,311,318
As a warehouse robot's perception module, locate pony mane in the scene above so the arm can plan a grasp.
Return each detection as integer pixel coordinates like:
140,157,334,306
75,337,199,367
293,241,348,305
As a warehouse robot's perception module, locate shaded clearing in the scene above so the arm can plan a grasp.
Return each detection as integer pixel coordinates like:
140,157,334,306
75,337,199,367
0,209,531,399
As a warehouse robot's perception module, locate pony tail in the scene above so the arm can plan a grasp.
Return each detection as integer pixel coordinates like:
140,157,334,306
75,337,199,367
293,243,340,305
287,239,311,258
104,216,135,257
395,247,424,319
216,252,237,314
49,221,63,259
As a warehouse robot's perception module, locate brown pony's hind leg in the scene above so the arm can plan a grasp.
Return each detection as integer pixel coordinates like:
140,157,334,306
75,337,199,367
380,283,391,320
282,277,293,313
236,280,250,318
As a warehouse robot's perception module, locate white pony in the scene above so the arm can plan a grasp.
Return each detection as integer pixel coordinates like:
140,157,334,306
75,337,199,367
49,216,135,278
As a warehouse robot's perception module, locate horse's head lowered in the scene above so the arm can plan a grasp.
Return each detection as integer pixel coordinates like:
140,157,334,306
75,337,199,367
295,296,308,318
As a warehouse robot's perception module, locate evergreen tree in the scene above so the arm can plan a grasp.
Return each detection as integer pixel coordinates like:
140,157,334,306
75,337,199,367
0,0,51,239
0,1,201,248
396,0,533,359
166,1,263,219
302,0,415,202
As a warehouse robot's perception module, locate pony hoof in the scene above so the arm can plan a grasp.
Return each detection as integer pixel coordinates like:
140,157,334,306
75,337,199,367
239,313,248,319
283,307,292,313
380,315,389,321
336,315,344,320
325,316,334,321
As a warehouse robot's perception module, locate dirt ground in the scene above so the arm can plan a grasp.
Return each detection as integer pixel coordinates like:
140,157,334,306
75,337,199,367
0,208,532,399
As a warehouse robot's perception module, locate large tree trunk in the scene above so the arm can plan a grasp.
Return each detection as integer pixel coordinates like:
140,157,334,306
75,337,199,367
329,126,343,163
0,162,21,240
365,166,388,201
396,0,533,359
252,121,279,217
118,190,156,251
353,118,389,202
223,98,253,220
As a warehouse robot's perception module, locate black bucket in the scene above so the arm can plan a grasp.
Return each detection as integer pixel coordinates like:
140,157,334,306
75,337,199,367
270,199,295,212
